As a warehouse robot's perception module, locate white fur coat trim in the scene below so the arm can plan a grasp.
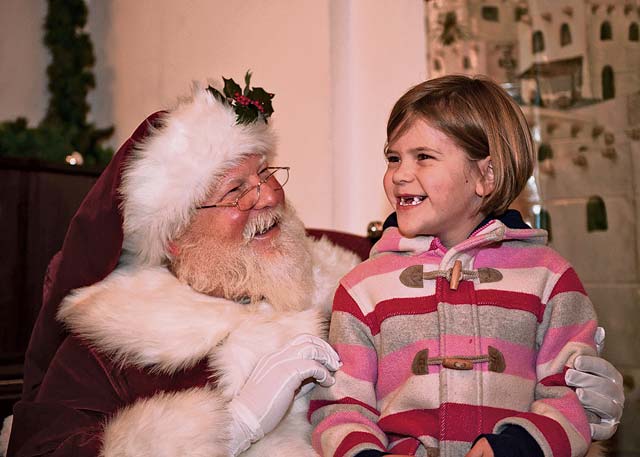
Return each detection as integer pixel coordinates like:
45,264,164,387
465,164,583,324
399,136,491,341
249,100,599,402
58,265,246,374
0,416,11,457
101,387,231,457
57,265,324,377
57,236,360,378
100,386,321,457
120,84,277,266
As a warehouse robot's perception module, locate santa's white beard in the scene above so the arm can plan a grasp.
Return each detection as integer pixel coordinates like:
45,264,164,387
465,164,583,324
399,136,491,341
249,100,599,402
171,203,314,312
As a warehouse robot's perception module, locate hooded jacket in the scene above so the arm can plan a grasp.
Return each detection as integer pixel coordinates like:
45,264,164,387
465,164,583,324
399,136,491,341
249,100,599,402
309,213,597,457
8,235,360,457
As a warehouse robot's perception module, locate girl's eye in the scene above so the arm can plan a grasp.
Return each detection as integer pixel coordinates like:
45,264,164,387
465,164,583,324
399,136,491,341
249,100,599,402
417,153,433,161
386,155,400,164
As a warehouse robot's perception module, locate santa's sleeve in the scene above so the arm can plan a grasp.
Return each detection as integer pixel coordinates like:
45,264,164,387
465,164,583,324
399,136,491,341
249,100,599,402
8,337,235,457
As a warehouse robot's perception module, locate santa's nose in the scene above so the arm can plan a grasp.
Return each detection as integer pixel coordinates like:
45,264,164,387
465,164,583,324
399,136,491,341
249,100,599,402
253,181,283,210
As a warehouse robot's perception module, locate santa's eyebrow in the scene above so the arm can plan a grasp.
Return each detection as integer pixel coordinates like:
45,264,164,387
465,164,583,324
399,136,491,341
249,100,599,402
217,177,246,196
222,175,244,186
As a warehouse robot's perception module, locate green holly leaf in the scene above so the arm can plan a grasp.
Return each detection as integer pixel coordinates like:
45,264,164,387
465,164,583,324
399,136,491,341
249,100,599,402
249,87,274,104
206,85,227,104
211,73,275,124
248,87,275,118
236,105,259,125
244,70,252,96
222,77,242,99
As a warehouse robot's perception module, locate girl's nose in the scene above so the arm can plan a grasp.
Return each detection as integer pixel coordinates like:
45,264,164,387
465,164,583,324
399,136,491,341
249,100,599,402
392,162,414,184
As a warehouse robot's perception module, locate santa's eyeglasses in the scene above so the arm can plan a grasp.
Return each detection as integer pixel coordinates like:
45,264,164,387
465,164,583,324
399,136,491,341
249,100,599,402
196,167,289,211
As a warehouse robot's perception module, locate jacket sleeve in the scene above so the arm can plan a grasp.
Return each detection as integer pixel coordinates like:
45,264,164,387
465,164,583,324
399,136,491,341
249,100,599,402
309,284,388,457
494,267,597,457
8,337,235,457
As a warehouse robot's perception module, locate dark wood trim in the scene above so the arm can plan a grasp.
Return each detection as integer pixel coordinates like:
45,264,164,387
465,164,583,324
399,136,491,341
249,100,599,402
0,157,103,177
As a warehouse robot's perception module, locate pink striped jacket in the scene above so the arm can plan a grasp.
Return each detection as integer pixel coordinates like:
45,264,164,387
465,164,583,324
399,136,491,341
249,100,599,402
309,219,597,457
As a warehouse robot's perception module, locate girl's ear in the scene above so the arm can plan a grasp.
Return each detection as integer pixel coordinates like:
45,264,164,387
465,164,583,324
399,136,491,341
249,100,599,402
475,157,495,197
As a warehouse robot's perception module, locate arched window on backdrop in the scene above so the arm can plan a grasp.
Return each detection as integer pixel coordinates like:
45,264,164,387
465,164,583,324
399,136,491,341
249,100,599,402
587,196,608,232
600,21,612,40
560,23,572,46
630,22,639,42
602,65,615,100
532,30,545,53
537,143,553,161
482,6,499,22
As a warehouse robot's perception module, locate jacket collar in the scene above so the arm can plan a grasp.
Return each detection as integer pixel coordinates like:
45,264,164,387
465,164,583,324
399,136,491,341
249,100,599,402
372,210,547,260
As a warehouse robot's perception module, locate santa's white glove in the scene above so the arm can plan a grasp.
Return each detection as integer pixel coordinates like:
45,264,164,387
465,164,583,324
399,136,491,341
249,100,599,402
565,327,624,441
227,334,341,455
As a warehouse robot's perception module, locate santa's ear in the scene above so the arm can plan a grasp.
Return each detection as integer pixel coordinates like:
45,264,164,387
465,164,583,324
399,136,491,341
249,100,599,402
475,157,495,197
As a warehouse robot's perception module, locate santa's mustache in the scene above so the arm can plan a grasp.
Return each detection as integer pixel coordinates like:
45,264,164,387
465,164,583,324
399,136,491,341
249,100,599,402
242,206,283,241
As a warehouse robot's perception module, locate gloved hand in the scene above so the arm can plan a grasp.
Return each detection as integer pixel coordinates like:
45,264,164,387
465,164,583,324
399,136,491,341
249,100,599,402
565,327,624,441
228,334,341,455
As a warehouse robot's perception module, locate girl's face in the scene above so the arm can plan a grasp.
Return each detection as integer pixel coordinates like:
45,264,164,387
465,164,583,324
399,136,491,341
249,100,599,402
383,118,493,247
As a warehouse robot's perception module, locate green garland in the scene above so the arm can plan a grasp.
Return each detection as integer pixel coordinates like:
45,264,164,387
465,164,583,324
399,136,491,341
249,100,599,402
0,0,113,167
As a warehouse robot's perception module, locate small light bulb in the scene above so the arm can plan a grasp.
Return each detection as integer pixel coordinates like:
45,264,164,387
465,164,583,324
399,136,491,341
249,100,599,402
65,151,84,166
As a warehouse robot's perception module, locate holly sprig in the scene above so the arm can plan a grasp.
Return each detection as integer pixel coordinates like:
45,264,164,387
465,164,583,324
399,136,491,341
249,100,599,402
207,71,274,125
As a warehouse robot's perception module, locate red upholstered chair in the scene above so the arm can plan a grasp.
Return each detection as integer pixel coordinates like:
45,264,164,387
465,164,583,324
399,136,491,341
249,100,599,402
306,228,375,261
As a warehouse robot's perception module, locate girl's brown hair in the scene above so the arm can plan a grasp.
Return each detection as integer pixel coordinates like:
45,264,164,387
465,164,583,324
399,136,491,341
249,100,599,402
387,74,534,216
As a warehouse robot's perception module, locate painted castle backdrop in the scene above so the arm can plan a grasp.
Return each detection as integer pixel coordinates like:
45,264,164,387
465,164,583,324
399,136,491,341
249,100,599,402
425,0,640,454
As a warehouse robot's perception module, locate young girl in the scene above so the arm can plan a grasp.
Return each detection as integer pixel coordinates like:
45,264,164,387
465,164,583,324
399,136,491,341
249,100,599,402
309,75,597,457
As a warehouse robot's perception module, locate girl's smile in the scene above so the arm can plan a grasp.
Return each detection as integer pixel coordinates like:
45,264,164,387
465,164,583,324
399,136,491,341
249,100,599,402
397,195,427,207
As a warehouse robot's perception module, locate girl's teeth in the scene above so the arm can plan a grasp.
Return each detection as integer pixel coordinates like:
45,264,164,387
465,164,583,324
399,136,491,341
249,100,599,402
399,196,425,206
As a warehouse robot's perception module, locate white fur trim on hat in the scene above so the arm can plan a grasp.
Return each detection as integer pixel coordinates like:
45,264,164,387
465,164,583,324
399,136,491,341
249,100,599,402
120,83,277,266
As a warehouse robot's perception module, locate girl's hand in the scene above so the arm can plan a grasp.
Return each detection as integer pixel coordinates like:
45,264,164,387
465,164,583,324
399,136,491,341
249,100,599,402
465,438,495,457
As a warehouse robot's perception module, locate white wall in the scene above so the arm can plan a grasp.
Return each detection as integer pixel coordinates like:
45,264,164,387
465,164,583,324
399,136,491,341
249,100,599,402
1,0,426,234
0,0,48,122
330,1,426,233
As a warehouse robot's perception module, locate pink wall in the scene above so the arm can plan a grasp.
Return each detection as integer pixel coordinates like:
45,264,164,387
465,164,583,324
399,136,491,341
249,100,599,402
0,0,426,234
